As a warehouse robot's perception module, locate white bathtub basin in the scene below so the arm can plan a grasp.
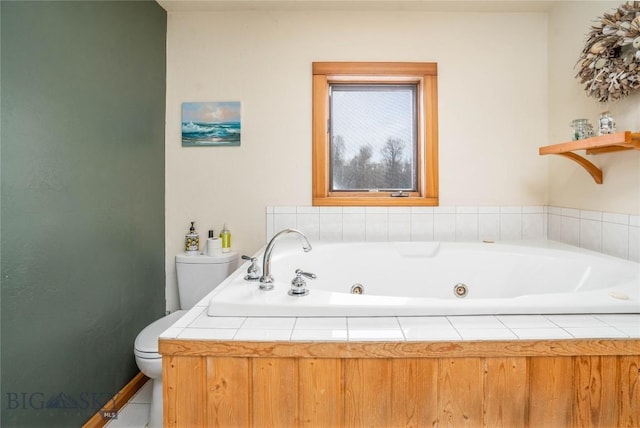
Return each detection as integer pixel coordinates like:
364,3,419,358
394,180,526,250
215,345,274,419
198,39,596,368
207,240,640,317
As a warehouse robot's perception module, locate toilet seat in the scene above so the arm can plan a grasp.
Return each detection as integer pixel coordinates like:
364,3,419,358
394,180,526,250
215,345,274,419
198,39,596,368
134,310,188,359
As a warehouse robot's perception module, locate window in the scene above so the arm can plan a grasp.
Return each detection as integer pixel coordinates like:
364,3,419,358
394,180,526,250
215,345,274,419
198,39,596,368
312,62,438,206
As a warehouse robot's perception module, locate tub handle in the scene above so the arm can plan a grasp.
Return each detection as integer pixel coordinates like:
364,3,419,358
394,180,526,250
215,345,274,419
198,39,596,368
295,269,316,280
289,269,315,296
241,255,261,281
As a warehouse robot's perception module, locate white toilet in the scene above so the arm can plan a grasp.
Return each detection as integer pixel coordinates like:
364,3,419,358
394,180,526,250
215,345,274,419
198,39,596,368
134,252,238,428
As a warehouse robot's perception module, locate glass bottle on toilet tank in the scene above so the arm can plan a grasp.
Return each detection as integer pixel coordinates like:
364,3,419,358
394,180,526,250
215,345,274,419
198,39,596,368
185,221,199,254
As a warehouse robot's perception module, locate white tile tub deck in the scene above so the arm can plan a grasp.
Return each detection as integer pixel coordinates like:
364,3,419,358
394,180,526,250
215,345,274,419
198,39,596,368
160,307,640,342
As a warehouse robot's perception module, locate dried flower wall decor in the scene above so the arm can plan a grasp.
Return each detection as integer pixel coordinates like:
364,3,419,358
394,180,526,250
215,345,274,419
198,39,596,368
576,1,640,103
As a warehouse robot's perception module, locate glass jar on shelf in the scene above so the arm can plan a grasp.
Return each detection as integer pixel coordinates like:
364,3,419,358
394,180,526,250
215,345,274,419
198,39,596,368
598,111,615,136
570,119,594,141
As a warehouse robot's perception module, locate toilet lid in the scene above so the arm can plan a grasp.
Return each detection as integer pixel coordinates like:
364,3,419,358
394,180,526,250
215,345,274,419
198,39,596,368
134,310,188,354
176,252,237,264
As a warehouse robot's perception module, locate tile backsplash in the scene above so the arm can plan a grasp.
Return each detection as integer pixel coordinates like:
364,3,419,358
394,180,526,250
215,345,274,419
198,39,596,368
266,205,639,262
547,206,639,262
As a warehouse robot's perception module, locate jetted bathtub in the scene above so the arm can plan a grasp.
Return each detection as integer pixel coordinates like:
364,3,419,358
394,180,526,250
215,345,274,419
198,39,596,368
207,239,640,317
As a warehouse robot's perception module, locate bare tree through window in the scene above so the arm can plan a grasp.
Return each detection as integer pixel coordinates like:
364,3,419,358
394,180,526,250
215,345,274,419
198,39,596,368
329,83,417,192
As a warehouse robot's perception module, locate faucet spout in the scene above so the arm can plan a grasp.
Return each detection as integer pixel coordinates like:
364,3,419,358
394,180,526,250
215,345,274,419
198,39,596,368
259,228,311,290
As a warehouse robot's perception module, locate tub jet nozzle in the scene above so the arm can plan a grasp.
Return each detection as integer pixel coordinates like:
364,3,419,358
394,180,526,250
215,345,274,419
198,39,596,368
351,284,364,294
454,283,468,298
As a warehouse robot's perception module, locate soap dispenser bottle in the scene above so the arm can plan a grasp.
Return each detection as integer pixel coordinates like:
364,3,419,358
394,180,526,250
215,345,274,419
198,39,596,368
220,223,231,253
185,221,200,254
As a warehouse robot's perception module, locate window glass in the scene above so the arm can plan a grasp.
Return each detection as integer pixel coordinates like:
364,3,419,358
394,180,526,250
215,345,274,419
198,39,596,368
330,84,417,192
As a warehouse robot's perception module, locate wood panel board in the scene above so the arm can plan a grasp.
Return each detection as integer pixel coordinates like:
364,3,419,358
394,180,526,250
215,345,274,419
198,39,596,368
573,356,618,427
160,338,640,358
483,357,527,428
438,358,484,427
298,358,342,427
251,358,298,427
391,358,439,427
528,357,574,427
617,355,640,427
163,356,206,427
344,359,393,427
206,357,250,427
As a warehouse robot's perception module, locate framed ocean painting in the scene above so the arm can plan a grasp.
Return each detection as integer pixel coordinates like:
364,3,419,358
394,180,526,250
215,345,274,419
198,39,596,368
181,101,241,147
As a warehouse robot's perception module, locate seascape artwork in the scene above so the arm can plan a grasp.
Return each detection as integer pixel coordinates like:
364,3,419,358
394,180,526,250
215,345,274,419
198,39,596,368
181,101,241,146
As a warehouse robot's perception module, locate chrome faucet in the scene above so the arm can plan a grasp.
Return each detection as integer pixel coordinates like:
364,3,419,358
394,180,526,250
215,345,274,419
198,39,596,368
259,228,312,291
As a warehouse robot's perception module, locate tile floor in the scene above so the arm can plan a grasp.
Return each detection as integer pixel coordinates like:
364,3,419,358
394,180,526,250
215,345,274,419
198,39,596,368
104,380,151,428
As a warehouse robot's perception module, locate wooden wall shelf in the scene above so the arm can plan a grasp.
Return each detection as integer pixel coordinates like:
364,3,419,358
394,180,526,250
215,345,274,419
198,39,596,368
539,131,640,184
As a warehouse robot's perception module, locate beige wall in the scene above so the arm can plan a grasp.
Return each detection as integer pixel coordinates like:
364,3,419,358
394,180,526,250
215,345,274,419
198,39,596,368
165,7,553,309
164,3,640,310
547,1,640,214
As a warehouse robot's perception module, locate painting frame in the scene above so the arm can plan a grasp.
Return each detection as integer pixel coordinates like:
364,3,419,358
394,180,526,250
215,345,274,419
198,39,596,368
181,101,241,147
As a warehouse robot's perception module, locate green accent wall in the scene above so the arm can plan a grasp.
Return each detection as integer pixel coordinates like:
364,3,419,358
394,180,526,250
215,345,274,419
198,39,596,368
1,1,166,426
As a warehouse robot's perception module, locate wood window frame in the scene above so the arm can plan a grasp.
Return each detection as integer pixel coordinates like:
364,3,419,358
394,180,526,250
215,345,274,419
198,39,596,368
312,62,439,206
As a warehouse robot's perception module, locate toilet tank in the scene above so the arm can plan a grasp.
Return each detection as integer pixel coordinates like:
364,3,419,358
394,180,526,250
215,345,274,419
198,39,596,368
175,252,238,309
